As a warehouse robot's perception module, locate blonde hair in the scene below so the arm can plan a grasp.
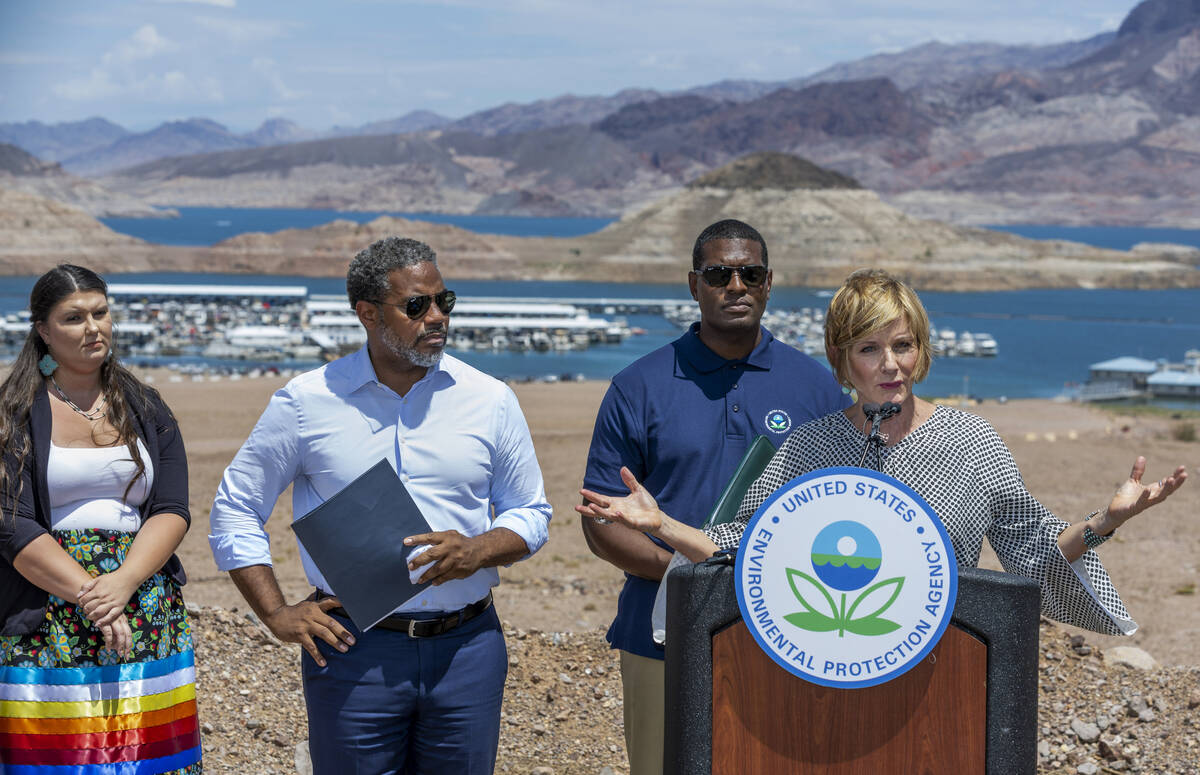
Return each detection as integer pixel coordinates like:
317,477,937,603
824,269,932,390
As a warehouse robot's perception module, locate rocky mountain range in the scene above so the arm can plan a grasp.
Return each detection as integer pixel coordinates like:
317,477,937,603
0,113,450,176
3,0,1199,227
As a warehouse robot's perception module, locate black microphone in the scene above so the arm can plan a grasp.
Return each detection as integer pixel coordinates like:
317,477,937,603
858,402,901,469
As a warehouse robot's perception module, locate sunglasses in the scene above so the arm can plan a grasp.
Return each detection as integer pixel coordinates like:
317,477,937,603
372,290,457,319
692,265,769,288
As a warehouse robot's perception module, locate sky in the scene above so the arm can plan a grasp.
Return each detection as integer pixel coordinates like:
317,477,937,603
0,0,1141,133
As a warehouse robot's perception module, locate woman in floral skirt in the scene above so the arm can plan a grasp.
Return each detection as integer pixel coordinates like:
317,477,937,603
0,264,201,773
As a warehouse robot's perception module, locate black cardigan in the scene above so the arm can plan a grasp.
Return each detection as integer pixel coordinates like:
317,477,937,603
0,385,190,636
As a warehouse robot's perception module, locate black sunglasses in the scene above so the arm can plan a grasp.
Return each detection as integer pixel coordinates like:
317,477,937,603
372,290,457,319
692,264,769,288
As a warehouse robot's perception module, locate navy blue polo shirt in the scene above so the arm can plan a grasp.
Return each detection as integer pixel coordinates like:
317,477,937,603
583,323,851,659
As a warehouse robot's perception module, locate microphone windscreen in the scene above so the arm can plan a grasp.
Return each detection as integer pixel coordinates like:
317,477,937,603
862,403,880,418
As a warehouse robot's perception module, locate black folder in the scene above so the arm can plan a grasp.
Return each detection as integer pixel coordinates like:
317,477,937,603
291,459,434,631
703,434,777,529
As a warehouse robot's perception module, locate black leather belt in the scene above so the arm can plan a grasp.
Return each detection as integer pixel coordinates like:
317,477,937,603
317,590,493,638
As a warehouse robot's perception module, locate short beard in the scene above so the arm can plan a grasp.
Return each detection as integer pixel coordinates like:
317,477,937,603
380,324,444,368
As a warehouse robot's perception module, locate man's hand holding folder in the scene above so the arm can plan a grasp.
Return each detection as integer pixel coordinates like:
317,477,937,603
405,527,534,585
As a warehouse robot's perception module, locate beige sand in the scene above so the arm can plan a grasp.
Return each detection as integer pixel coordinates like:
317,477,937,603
156,373,1198,666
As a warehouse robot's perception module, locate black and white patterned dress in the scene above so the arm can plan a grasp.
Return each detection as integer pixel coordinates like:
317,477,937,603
707,405,1135,636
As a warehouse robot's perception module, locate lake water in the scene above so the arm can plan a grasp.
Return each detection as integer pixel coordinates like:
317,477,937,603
100,207,616,245
3,270,1197,402
96,207,1200,253
985,224,1200,252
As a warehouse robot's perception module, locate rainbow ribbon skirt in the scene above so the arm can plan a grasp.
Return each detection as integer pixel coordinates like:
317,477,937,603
0,651,201,773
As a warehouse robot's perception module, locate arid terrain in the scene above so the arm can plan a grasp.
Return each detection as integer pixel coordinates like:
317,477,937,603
134,372,1200,773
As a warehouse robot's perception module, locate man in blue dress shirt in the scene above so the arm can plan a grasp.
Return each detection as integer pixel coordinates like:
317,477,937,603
208,237,552,774
579,219,849,775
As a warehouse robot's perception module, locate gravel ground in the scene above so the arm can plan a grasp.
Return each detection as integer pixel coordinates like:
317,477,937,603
189,604,1199,775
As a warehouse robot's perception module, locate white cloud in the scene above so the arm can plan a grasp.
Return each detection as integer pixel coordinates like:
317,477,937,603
192,16,295,43
54,67,223,103
51,24,223,105
152,0,237,7
53,69,120,100
0,53,73,66
108,24,173,64
251,57,304,101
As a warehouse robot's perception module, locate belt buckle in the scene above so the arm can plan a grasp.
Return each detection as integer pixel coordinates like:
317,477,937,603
407,619,420,638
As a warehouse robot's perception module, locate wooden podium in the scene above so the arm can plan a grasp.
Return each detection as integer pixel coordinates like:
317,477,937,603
664,561,1039,775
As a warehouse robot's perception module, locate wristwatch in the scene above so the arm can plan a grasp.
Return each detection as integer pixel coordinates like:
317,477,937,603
1082,509,1115,550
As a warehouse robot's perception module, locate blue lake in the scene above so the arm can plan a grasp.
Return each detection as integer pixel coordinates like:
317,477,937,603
986,224,1200,252
100,207,616,245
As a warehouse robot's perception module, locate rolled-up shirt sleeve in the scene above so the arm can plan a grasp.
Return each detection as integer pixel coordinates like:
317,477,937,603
208,387,302,571
487,387,551,557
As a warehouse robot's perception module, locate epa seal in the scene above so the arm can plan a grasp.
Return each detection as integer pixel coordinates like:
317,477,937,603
735,466,957,689
764,409,791,434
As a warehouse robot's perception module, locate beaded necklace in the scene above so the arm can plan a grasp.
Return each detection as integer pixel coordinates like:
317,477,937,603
50,376,107,420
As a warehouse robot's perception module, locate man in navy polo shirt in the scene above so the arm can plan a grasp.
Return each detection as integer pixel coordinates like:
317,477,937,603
579,219,849,775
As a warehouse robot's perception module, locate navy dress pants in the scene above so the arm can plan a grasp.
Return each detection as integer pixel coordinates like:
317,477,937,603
301,606,507,775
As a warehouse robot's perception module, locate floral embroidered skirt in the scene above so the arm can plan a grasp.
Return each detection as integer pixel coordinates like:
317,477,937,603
0,529,202,773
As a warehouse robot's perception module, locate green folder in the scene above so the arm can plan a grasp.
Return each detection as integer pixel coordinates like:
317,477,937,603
702,435,778,529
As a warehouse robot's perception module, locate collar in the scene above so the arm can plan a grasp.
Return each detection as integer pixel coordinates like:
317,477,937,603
675,322,775,375
340,345,454,396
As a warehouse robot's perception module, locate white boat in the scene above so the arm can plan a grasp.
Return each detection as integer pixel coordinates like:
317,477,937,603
974,333,998,357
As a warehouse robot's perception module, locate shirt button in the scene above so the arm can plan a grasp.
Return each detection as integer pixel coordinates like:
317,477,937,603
421,600,428,607
733,384,739,390
401,474,410,483
733,405,740,413
399,437,407,446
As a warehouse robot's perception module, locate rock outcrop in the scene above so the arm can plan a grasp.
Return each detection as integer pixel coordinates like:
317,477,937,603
0,187,190,274
496,154,1200,290
0,144,172,219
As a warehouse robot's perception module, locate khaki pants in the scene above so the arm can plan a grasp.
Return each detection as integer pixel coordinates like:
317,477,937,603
619,650,665,775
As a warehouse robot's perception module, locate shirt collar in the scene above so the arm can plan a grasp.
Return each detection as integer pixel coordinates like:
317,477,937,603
341,345,454,395
675,321,775,375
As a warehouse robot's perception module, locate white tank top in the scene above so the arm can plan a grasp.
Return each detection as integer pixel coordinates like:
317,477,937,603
47,438,154,532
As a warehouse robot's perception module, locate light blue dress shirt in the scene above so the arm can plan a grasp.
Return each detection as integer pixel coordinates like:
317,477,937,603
208,347,552,614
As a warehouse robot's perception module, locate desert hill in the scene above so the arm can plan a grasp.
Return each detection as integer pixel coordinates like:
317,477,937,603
0,187,175,274
0,144,171,219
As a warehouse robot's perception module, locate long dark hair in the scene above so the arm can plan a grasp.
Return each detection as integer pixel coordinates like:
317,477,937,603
0,264,161,516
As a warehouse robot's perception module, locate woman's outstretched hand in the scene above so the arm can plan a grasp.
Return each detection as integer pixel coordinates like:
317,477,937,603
577,467,664,535
1105,456,1187,529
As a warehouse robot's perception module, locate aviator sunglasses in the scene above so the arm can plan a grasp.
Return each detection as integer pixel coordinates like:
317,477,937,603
692,264,769,288
371,289,457,319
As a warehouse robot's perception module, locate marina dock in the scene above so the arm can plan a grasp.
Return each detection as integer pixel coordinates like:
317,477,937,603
1,283,1003,371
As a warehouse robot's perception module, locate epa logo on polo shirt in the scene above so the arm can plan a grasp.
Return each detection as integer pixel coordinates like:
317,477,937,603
764,409,791,434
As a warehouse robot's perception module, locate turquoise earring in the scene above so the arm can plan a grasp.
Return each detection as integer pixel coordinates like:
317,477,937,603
38,353,59,376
